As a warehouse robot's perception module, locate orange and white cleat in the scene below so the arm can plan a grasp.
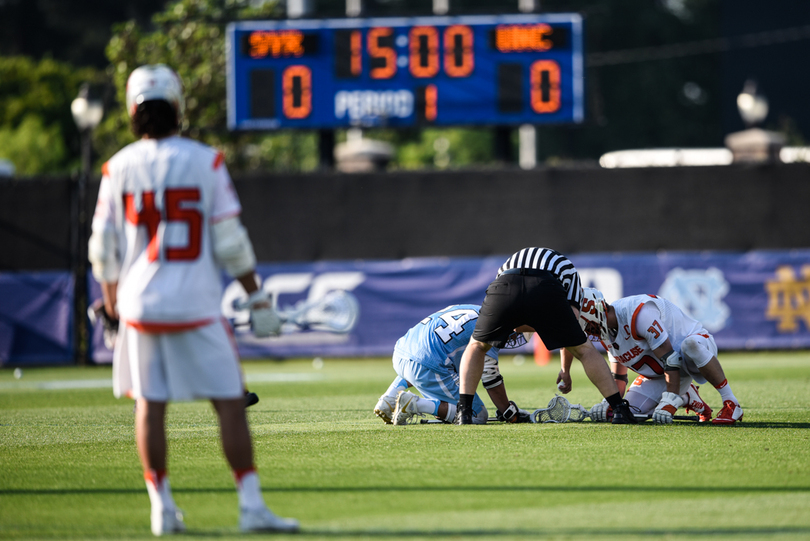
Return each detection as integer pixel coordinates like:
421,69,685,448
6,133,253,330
683,384,713,422
711,400,743,425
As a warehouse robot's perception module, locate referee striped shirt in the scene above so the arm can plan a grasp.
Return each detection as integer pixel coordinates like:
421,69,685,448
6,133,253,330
497,247,583,308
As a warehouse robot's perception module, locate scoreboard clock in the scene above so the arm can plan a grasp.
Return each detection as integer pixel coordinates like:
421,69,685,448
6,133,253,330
226,13,583,130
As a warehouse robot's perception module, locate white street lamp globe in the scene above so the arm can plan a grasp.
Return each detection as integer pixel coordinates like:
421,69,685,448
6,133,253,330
71,86,104,130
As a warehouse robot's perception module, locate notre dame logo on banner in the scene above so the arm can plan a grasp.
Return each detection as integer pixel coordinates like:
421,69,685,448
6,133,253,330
766,265,810,333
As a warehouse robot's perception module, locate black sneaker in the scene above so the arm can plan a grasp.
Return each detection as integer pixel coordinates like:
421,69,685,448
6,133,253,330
454,404,473,425
611,400,637,424
245,391,260,408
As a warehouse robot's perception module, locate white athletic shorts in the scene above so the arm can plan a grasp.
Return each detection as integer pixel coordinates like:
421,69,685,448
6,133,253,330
625,375,694,415
113,319,244,402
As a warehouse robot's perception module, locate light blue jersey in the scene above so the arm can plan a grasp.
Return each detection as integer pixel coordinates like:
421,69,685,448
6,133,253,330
393,304,500,372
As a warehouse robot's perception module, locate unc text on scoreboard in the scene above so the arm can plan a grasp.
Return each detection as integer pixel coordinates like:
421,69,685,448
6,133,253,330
226,14,584,130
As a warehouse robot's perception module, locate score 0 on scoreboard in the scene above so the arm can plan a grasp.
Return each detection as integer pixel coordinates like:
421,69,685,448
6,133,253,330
226,13,583,130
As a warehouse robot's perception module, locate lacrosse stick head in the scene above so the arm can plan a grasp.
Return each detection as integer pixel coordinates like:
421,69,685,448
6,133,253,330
277,290,360,333
579,287,610,342
531,395,590,423
531,395,572,423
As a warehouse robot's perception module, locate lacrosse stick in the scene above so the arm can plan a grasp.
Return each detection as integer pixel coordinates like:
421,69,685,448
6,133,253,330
276,290,360,333
531,395,699,423
420,417,502,424
233,290,360,334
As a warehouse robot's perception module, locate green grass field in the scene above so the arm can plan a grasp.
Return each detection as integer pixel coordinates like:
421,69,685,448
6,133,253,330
2,351,809,540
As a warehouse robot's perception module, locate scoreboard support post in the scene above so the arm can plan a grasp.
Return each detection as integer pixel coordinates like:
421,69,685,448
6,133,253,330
318,129,336,169
493,126,514,164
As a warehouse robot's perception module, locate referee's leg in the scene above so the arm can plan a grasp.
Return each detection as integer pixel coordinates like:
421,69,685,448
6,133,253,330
567,340,622,398
459,338,491,396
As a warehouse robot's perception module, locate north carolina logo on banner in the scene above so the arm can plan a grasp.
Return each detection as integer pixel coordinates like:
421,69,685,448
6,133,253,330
658,267,730,332
765,265,810,333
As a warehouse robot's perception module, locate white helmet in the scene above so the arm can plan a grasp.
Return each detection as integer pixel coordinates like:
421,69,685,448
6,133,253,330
125,64,185,119
579,287,609,342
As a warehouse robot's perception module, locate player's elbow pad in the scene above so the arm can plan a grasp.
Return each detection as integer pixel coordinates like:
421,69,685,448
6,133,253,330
211,216,257,277
88,227,121,283
482,356,503,389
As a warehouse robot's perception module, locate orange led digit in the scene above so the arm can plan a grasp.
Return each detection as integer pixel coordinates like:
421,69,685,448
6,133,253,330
350,30,362,76
282,65,312,119
530,59,560,113
409,26,439,78
444,25,474,77
368,27,397,79
425,84,438,121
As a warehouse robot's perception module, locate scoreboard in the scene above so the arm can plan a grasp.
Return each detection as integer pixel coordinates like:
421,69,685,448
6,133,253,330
226,13,583,130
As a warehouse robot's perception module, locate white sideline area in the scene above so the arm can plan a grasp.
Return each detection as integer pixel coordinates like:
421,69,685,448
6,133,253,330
0,372,323,391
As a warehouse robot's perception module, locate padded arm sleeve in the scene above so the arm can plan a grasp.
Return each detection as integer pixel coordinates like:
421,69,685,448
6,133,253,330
211,216,257,277
88,177,120,283
88,226,121,283
482,355,503,389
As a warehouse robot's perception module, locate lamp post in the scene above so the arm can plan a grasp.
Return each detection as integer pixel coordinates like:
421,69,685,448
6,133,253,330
725,79,784,164
70,84,103,364
736,79,768,128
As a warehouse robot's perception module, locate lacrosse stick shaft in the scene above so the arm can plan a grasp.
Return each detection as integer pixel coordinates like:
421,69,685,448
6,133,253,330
420,417,503,424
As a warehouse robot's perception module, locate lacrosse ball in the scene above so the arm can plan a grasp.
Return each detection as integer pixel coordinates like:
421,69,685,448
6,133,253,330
312,357,324,370
13,368,22,379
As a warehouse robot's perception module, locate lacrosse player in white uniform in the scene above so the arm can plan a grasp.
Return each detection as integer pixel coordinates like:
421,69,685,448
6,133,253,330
88,64,298,536
579,288,743,425
374,304,530,425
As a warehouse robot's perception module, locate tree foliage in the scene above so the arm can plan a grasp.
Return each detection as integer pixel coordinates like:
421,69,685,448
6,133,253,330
99,0,317,172
0,55,100,175
0,0,733,174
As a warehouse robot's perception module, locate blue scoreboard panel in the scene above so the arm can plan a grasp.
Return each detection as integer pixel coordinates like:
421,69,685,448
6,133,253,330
226,13,583,130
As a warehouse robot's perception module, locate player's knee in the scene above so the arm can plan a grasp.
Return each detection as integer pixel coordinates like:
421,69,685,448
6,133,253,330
472,405,489,424
681,336,709,366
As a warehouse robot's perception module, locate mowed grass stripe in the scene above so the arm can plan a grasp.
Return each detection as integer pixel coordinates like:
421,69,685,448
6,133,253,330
0,352,809,540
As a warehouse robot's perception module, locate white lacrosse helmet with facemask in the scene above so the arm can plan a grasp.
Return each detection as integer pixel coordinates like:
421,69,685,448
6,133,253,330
125,64,185,119
579,287,610,342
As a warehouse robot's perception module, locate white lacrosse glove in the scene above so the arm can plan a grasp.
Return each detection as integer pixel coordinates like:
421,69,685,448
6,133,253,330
234,290,281,338
590,399,611,422
652,392,684,425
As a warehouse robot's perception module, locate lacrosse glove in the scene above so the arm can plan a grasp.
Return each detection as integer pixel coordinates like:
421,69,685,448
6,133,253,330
590,399,612,422
234,291,281,338
87,299,119,349
652,392,684,424
497,401,532,423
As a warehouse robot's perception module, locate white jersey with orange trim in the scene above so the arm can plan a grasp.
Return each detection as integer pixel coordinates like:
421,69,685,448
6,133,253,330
603,295,709,379
92,136,240,329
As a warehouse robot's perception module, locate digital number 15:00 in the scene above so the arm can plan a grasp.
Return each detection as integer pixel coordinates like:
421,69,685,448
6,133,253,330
334,25,475,80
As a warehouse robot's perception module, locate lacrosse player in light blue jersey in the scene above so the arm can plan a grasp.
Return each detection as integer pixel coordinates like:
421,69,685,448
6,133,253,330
374,304,530,425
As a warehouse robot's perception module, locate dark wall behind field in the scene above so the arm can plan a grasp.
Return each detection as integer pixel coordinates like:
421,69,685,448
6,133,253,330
2,164,809,271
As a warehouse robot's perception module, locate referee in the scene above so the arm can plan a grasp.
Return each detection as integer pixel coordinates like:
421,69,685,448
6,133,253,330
456,247,636,424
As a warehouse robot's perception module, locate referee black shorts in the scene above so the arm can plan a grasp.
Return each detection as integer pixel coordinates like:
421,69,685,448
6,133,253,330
472,269,587,351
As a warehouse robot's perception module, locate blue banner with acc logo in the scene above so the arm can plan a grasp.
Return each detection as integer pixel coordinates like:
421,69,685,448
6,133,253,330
6,249,808,364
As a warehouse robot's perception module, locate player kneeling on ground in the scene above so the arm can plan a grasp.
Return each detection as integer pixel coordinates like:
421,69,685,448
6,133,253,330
578,288,743,425
374,304,530,425
89,64,298,536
